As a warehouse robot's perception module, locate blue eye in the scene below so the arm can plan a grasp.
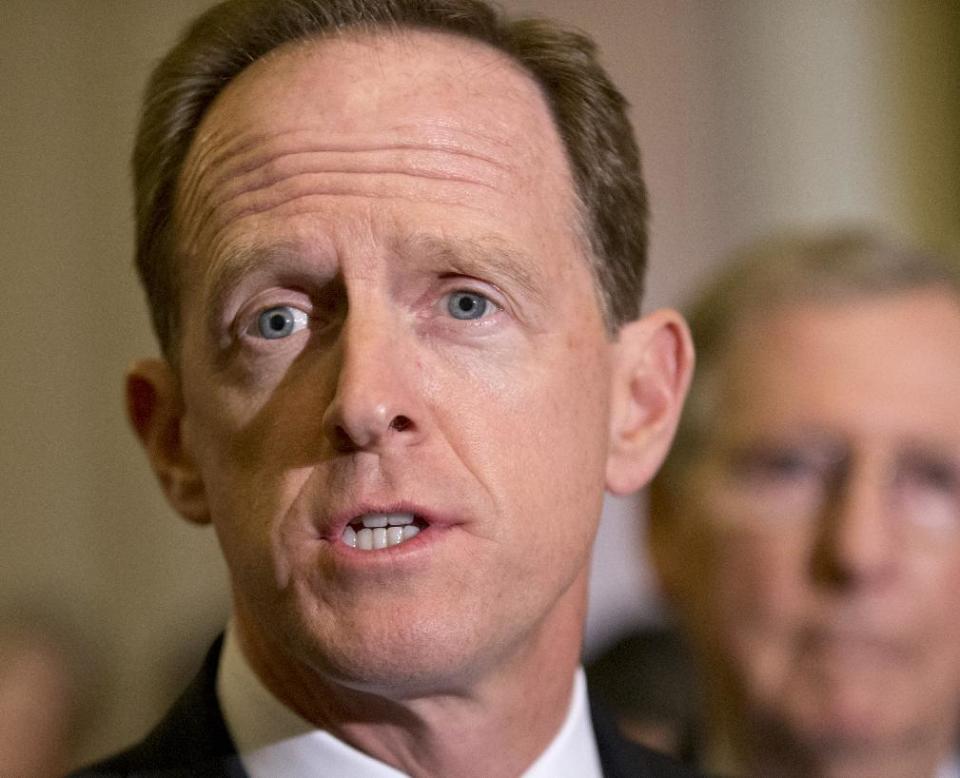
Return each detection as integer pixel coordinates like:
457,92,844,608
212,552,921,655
447,291,494,321
256,306,309,339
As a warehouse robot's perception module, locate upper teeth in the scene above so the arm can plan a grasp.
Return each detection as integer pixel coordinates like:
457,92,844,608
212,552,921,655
342,513,419,550
358,513,414,528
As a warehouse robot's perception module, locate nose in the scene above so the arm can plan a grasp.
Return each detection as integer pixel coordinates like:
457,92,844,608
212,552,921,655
813,459,897,589
321,309,424,454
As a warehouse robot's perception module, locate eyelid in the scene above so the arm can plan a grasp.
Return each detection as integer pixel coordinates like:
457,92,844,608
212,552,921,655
727,443,844,480
248,304,310,339
442,287,503,325
898,456,960,490
232,290,314,341
440,276,507,309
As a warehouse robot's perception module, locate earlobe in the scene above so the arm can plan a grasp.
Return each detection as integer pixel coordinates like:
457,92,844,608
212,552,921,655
126,359,211,525
605,309,694,495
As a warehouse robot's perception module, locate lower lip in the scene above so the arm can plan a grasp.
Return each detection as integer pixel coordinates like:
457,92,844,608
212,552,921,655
805,632,906,664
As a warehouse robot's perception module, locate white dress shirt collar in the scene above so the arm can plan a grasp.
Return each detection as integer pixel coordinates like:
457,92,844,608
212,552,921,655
938,754,960,778
216,625,603,778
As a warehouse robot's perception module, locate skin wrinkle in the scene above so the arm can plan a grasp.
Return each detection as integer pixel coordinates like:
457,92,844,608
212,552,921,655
198,229,555,375
188,129,513,197
183,174,497,269
199,142,506,223
175,133,521,277
177,113,520,258
177,111,521,222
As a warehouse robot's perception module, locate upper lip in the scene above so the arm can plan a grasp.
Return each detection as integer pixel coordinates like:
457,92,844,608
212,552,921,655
801,624,906,656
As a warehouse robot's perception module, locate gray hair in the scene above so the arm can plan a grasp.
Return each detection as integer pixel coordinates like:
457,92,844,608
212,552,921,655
655,228,960,499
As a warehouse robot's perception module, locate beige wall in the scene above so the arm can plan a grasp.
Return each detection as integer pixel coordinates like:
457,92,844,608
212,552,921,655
1,1,956,767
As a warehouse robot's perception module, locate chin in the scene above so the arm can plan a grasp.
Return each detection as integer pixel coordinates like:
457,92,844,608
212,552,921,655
283,604,501,698
786,695,916,755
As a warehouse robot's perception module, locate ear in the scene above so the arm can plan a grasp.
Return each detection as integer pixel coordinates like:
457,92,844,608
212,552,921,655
126,359,211,525
605,308,694,495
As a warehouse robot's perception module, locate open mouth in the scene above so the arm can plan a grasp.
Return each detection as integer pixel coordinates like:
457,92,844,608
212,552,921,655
341,513,429,551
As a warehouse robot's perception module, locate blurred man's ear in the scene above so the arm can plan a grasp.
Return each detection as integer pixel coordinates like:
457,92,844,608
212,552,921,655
605,309,694,495
126,359,210,525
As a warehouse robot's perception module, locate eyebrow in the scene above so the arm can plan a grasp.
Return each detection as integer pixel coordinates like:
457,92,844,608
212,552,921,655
199,240,310,347
197,231,550,345
397,233,547,306
897,441,960,472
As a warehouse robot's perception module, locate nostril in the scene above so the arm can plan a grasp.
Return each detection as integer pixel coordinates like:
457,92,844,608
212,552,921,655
332,425,356,452
390,415,412,432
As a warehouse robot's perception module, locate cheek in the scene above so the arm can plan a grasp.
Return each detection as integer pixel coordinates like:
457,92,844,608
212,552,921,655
906,550,960,663
446,344,611,559
716,531,804,614
684,521,812,657
185,386,318,566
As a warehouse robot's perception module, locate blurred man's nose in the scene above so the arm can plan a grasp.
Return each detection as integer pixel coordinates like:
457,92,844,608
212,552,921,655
320,307,424,454
813,458,897,589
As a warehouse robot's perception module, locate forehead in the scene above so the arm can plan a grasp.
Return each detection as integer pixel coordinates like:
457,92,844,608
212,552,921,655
176,28,575,229
715,287,960,444
197,27,549,133
173,28,585,299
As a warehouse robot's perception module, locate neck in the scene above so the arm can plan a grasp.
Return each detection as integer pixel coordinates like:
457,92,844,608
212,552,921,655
706,700,952,778
234,580,588,778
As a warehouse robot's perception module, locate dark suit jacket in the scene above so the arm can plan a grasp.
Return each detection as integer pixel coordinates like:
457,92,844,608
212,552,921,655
71,638,702,778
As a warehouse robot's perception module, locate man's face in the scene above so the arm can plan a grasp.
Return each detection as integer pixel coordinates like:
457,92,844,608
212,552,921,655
169,31,617,693
661,288,960,753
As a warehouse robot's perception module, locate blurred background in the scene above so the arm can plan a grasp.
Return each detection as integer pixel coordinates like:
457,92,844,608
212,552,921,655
1,0,957,770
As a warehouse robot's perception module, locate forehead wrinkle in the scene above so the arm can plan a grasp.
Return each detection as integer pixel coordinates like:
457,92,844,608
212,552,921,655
178,128,517,257
191,183,495,269
183,133,511,228
193,124,514,191
216,144,503,210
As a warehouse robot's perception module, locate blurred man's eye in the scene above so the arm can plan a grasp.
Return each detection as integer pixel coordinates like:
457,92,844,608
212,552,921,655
254,305,310,339
716,443,840,524
897,455,960,532
906,459,958,492
732,447,826,483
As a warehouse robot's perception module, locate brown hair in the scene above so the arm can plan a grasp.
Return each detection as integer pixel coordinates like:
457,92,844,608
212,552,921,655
132,0,649,357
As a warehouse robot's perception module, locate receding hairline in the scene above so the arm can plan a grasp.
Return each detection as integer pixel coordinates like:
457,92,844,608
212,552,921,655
133,0,650,361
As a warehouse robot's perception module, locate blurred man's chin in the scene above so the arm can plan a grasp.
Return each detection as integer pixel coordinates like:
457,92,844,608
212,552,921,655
781,696,920,758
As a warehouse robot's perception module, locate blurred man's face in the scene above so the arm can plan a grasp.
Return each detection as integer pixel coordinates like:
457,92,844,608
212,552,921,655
168,30,617,694
661,288,960,756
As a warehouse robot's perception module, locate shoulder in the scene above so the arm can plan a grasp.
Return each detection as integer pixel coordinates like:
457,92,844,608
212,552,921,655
68,637,245,778
590,691,705,778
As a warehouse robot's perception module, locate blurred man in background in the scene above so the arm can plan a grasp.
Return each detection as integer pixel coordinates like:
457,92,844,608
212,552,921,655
650,230,960,778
